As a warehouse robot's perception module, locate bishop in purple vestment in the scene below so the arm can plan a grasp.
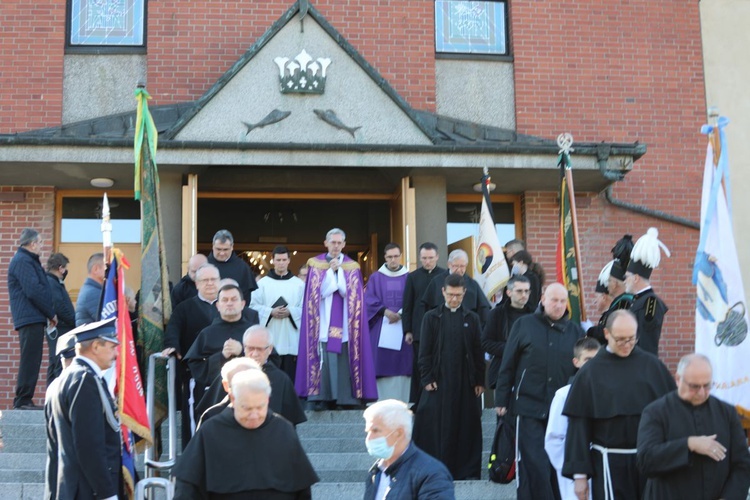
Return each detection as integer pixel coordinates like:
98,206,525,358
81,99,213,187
295,228,377,407
364,243,413,402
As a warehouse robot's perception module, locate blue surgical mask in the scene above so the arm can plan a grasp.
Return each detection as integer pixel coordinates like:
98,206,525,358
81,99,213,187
365,430,397,460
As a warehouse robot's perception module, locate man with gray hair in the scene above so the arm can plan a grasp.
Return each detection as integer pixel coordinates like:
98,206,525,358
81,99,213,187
8,228,57,410
637,353,750,499
296,228,377,409
207,229,257,303
419,248,491,327
174,369,319,498
364,399,454,500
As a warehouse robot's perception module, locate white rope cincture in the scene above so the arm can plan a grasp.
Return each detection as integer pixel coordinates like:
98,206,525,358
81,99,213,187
591,444,637,500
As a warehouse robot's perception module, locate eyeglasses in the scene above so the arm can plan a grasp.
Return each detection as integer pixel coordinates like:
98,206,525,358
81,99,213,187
611,335,638,346
244,345,270,353
197,277,219,283
445,293,465,299
685,382,712,392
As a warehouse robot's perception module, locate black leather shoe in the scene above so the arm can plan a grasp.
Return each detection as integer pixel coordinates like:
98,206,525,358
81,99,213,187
16,402,42,410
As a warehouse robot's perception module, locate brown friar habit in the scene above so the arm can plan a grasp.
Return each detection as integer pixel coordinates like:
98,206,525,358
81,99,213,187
173,409,319,499
562,347,675,500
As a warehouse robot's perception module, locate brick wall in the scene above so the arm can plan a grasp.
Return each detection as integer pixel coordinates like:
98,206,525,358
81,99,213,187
144,0,437,111
513,0,705,372
0,187,56,408
0,2,65,134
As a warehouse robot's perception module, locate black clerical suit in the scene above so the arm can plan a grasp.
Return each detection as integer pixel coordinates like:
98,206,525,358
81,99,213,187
401,265,445,405
413,305,485,480
170,273,198,307
174,409,319,499
421,271,491,326
164,294,218,449
562,347,676,500
196,361,307,428
629,288,667,356
50,358,122,500
207,252,258,303
184,312,259,411
637,391,750,500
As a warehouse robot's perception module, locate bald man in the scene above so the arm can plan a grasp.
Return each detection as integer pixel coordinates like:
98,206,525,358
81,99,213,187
496,283,585,500
171,253,208,307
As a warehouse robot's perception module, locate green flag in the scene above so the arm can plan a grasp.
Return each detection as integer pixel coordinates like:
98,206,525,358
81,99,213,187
135,88,171,425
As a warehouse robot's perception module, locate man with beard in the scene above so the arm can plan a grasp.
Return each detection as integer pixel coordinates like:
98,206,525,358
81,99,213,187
249,245,304,382
365,243,412,402
496,283,584,500
562,310,675,500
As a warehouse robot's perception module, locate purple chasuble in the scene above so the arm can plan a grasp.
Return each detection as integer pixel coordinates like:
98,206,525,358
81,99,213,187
364,267,413,377
295,254,378,400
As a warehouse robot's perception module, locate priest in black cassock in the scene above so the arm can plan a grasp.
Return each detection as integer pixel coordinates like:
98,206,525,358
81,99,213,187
162,263,220,448
563,310,676,500
637,353,750,500
184,284,259,415
196,325,306,427
412,273,485,480
173,369,319,499
401,242,444,406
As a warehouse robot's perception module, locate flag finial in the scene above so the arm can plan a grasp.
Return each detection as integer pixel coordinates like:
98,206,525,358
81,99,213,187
557,133,574,155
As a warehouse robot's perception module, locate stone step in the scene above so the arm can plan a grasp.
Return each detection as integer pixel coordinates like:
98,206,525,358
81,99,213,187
0,481,519,500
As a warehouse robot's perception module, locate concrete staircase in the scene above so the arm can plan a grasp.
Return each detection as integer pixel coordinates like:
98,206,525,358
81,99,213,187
0,408,515,499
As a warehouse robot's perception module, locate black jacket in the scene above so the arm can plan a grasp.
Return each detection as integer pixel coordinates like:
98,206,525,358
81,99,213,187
8,246,55,329
495,310,584,419
170,273,198,308
46,273,75,334
481,301,533,389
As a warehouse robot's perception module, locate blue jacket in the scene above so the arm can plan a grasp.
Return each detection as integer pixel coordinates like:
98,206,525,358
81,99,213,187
8,247,55,329
75,278,103,326
364,443,455,500
46,273,76,334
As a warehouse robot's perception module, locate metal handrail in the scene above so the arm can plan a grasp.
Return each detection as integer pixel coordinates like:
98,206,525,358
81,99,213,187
144,353,178,473
135,477,174,500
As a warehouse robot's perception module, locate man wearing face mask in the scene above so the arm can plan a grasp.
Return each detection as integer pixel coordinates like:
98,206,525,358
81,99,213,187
45,253,75,382
364,399,454,500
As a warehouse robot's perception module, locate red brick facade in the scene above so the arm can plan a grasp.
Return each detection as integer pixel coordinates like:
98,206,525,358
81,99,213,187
0,1,706,406
0,187,56,406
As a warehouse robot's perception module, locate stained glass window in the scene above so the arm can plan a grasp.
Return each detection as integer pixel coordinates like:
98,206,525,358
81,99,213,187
435,1,507,55
69,0,145,47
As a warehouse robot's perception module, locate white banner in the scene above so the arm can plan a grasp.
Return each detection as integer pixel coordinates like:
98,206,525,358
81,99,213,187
475,174,509,300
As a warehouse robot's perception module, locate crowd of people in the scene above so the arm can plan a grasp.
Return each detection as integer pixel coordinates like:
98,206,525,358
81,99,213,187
6,225,750,499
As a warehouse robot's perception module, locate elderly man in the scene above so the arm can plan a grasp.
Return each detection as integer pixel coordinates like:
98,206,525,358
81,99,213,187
365,242,412,402
364,399,454,500
249,245,305,382
163,263,221,448
196,357,260,427
420,249,491,327
197,325,306,427
207,229,257,303
8,228,57,410
171,253,208,307
637,354,750,500
401,242,444,405
413,273,485,480
173,369,319,498
296,228,377,409
50,319,122,500
495,282,585,500
184,284,259,411
75,253,105,326
563,310,675,500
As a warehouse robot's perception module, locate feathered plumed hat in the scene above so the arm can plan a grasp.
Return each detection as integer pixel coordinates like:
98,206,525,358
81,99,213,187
627,228,671,279
596,260,615,294
609,234,633,281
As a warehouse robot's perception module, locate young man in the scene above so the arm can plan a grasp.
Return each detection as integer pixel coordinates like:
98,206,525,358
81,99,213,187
545,337,601,500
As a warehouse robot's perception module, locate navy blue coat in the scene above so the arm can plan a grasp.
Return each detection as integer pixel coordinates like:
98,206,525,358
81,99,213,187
8,247,55,329
46,273,75,334
51,358,121,499
364,443,455,500
75,277,103,326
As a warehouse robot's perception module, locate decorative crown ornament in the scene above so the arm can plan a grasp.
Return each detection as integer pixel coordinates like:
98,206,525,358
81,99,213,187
274,50,331,94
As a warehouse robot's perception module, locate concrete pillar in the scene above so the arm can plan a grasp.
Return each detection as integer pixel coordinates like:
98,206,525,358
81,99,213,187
412,175,448,267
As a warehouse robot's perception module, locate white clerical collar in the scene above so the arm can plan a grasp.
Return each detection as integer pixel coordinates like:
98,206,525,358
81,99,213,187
76,355,105,378
444,304,460,313
198,292,216,304
378,263,408,277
